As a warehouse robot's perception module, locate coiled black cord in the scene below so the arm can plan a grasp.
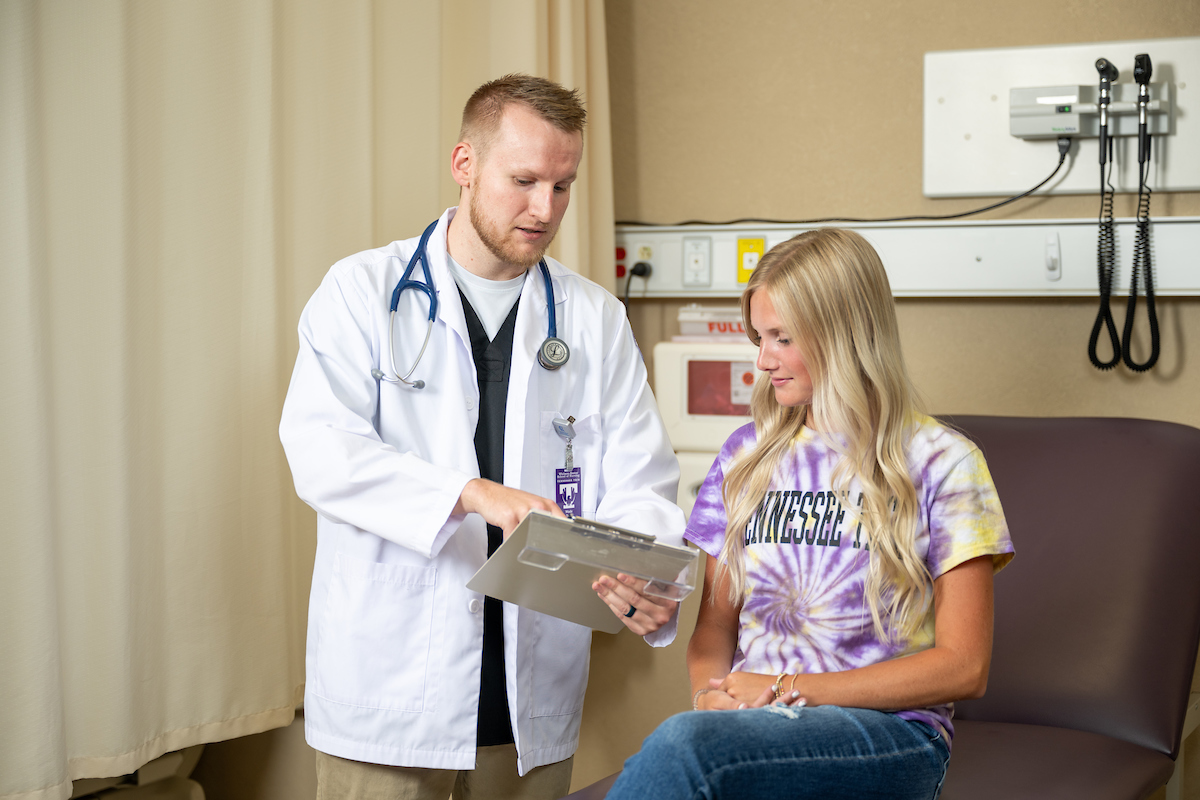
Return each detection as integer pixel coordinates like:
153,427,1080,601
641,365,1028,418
1122,155,1159,371
1088,147,1121,370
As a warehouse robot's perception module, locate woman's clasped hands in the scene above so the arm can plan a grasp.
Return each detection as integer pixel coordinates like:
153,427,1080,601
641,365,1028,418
694,672,808,711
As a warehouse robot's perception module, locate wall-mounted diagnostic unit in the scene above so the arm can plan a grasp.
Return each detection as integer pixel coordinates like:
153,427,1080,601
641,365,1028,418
1008,82,1172,140
924,37,1198,196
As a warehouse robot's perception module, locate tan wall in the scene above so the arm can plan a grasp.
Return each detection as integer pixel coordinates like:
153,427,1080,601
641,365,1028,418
572,0,1200,795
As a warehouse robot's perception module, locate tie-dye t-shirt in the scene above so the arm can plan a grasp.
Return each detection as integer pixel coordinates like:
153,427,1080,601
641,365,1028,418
685,415,1013,744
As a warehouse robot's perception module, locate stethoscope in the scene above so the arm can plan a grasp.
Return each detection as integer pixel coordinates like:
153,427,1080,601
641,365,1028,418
371,220,570,389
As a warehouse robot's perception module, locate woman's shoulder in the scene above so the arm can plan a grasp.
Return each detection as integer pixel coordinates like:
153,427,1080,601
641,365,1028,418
907,414,984,474
721,421,759,452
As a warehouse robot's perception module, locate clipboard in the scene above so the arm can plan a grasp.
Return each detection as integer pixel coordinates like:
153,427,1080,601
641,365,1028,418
466,510,699,634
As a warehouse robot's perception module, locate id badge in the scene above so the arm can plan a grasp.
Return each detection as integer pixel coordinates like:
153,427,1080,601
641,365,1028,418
555,468,582,518
553,416,581,517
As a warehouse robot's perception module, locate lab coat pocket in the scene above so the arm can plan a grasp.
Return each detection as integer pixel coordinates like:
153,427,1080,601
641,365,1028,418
530,615,592,717
315,554,436,712
540,411,600,519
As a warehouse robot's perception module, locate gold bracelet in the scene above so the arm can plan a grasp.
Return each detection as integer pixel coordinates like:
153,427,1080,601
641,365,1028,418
788,673,799,695
692,688,712,711
772,671,788,700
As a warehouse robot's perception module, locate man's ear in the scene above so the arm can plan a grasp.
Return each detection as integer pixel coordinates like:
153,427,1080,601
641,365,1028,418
450,141,474,189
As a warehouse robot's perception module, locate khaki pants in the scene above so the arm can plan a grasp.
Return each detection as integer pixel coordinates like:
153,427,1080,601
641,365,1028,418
315,746,574,800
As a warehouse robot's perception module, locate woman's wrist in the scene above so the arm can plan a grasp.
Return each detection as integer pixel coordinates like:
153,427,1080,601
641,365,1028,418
692,687,713,710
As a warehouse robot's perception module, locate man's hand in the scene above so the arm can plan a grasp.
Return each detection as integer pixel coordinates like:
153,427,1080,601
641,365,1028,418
592,573,679,636
456,478,566,538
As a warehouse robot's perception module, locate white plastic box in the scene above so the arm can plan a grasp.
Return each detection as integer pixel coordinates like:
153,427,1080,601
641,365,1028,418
676,304,747,340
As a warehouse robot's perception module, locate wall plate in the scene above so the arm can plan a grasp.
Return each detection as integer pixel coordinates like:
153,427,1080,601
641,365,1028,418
924,37,1200,197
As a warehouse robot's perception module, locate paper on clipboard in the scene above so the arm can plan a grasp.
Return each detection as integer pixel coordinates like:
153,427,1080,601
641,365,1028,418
465,510,699,634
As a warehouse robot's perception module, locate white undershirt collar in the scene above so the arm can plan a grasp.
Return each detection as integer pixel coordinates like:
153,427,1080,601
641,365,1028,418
446,256,526,341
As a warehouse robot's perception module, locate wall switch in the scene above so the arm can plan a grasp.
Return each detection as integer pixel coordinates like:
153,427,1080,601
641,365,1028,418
682,237,712,287
1045,232,1062,281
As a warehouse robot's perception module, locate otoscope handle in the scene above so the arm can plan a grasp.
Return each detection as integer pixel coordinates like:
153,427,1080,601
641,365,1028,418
1135,54,1153,165
1095,58,1118,166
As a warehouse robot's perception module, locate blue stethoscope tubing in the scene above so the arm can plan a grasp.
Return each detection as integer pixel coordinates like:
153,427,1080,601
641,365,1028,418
373,219,568,389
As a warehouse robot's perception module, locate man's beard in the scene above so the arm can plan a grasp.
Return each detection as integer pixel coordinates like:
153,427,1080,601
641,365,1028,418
469,190,555,269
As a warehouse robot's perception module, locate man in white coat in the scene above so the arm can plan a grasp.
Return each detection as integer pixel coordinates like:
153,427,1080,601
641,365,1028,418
279,74,686,799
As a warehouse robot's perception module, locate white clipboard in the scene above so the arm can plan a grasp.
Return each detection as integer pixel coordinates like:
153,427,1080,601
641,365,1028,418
466,510,699,634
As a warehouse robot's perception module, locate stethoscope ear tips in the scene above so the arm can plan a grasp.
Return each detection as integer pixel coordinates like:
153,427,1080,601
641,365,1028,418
538,337,570,370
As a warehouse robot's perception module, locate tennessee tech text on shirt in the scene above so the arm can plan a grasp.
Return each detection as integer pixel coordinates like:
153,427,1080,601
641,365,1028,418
744,490,877,550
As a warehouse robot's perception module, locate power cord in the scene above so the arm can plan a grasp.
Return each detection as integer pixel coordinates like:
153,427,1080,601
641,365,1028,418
615,138,1073,227
624,261,651,306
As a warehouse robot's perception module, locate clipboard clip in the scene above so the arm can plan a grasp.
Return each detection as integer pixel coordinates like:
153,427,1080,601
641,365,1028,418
517,516,657,570
569,517,656,550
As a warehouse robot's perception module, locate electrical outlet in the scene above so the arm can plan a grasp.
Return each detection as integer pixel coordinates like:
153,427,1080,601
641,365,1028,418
682,237,712,287
736,238,765,284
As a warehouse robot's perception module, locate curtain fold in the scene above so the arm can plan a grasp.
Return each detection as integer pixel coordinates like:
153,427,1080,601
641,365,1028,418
0,2,614,799
548,0,618,294
1,4,70,796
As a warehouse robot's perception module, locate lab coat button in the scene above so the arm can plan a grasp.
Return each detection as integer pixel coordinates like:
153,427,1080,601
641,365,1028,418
469,599,483,614
466,398,476,410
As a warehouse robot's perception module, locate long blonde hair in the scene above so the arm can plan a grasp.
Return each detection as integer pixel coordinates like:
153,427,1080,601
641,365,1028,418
717,229,929,642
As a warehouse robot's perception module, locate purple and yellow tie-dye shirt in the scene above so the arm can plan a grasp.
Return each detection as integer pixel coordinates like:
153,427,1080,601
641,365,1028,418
684,414,1013,744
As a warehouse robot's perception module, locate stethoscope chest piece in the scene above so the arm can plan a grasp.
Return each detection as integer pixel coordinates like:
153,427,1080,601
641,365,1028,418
538,336,570,370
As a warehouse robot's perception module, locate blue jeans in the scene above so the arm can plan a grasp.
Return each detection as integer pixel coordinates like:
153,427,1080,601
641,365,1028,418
605,705,950,800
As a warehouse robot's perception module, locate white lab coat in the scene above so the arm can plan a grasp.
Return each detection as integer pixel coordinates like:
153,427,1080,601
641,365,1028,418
279,208,685,775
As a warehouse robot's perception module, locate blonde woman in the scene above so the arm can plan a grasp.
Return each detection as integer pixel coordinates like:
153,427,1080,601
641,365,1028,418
607,229,1014,799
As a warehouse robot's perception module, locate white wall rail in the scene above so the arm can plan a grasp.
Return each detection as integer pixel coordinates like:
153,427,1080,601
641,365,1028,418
614,217,1200,298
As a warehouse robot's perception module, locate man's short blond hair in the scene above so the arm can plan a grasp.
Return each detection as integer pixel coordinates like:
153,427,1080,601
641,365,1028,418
459,74,586,161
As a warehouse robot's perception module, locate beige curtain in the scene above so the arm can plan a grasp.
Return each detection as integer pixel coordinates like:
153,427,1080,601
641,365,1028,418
0,2,614,799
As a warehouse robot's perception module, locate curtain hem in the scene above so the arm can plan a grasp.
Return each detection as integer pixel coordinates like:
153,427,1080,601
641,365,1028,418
1,684,303,800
